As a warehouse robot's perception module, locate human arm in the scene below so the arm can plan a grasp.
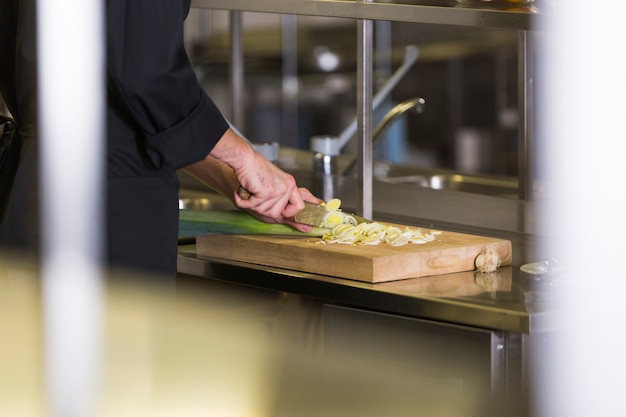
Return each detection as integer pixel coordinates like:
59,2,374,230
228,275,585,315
183,128,323,232
106,0,321,227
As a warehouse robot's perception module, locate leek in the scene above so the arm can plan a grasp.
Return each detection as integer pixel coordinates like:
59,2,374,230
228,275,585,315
321,222,441,246
178,210,329,237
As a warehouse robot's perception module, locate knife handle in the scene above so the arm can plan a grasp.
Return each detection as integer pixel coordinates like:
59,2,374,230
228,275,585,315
237,185,252,200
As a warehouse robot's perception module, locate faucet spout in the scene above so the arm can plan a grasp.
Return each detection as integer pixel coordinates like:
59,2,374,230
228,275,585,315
343,97,426,175
372,97,425,141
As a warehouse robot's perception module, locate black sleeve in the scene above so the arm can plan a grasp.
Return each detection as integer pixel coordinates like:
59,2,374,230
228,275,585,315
106,0,229,171
0,0,18,114
0,0,37,126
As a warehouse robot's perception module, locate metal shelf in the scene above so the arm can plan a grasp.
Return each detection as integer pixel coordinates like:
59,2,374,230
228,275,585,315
189,0,544,216
190,0,544,31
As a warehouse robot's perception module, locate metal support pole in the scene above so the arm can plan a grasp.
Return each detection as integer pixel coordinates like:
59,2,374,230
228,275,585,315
230,11,245,130
357,0,374,219
281,15,299,148
375,20,393,160
518,30,534,201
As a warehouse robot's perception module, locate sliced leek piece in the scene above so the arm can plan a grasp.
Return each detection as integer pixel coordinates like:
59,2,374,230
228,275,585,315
321,220,440,246
325,198,342,211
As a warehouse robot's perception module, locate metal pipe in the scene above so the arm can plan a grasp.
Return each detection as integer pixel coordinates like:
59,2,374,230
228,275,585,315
336,45,418,149
357,0,374,219
230,11,245,130
517,30,534,201
281,14,299,148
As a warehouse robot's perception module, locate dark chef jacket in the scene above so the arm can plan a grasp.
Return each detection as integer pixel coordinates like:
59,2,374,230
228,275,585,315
0,0,230,277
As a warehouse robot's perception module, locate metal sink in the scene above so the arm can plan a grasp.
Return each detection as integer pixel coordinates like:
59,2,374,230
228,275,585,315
373,162,519,198
275,148,521,198
376,172,518,198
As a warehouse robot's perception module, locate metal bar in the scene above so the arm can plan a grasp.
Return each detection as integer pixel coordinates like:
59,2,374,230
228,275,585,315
336,45,418,149
281,14,299,148
191,0,539,31
374,20,393,160
230,11,245,130
517,30,534,201
494,48,508,175
357,0,374,219
490,331,507,410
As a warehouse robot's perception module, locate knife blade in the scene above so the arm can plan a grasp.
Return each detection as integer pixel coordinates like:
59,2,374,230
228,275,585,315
295,201,370,227
237,186,370,227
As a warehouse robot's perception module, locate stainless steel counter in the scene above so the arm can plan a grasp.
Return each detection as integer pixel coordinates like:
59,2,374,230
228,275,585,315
178,244,563,334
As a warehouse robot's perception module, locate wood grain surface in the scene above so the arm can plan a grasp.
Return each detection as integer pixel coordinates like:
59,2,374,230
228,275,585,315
195,226,512,283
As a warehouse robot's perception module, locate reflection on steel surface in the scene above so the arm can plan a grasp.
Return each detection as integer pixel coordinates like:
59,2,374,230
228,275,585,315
2,255,494,416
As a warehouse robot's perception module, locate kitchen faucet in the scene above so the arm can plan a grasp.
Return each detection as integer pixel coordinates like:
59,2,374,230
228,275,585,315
311,96,425,201
310,45,419,159
341,96,425,175
310,45,421,201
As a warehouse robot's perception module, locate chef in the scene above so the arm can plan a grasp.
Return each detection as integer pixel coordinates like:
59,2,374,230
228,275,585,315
0,0,321,277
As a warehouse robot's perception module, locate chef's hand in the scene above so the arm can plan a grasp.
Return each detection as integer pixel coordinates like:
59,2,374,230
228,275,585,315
209,129,323,231
238,185,323,232
183,156,321,232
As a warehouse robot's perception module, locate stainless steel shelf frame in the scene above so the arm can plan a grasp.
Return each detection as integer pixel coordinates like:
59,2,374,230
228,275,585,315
190,0,543,31
190,0,544,212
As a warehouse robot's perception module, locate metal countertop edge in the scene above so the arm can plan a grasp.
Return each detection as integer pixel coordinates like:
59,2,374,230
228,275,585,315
177,250,557,334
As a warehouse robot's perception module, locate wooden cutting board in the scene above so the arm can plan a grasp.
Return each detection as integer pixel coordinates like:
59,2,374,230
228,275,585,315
195,225,512,283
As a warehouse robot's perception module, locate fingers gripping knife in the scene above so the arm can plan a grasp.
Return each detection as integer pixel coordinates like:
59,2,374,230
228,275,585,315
237,185,368,227
294,202,369,227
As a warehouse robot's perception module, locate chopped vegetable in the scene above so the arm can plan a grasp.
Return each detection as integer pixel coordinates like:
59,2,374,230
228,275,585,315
318,198,356,228
324,198,342,212
316,197,441,246
474,249,501,273
322,212,347,228
179,200,441,247
179,210,328,237
321,222,440,246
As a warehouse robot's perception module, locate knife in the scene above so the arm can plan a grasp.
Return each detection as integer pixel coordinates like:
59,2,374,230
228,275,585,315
237,186,369,227
295,201,370,227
